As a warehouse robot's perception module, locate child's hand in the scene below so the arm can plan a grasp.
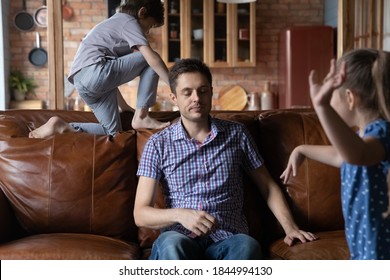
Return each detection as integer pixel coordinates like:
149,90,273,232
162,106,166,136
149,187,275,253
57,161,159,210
280,146,306,184
309,59,346,108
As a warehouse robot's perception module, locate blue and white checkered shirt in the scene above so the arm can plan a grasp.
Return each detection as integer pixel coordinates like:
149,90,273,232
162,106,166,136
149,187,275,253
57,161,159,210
137,117,263,242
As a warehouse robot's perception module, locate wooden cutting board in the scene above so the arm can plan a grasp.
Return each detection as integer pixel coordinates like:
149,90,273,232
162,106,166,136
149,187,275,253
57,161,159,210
218,85,248,110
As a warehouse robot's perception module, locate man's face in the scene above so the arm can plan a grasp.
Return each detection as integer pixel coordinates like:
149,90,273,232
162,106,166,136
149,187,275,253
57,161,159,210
170,72,213,123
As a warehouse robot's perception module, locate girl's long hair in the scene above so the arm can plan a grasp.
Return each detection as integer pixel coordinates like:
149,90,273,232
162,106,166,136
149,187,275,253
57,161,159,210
340,48,390,121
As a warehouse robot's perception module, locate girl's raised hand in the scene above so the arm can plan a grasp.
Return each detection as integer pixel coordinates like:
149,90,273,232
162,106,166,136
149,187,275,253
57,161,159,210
309,59,346,108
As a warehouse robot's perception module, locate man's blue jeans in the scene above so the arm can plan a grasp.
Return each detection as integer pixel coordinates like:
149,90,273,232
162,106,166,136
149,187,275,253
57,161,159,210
149,231,262,260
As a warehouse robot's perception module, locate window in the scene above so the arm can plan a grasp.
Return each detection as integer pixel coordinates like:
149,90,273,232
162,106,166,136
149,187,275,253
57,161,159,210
338,0,389,57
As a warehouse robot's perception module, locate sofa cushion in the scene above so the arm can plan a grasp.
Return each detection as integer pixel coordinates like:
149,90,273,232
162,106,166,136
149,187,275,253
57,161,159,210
0,131,138,242
270,230,349,260
0,233,139,260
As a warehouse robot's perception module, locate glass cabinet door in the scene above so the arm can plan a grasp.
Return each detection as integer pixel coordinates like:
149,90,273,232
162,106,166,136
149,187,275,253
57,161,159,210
162,0,207,65
232,2,256,67
186,0,207,61
162,0,183,66
208,0,229,67
162,0,256,68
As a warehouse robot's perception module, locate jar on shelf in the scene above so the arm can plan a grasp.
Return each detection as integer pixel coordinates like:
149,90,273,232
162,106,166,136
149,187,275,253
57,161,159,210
260,82,274,110
239,28,249,40
170,23,178,39
247,92,260,110
170,0,178,14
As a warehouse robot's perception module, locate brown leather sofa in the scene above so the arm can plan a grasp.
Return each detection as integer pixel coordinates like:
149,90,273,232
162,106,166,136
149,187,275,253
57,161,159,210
0,109,349,259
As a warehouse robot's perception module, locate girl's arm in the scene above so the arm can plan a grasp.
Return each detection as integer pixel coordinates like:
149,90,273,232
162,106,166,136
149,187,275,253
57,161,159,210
310,60,386,166
280,145,341,184
315,106,385,166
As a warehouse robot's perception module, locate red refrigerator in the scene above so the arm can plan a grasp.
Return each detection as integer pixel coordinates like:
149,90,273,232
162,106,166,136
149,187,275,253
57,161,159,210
278,26,335,109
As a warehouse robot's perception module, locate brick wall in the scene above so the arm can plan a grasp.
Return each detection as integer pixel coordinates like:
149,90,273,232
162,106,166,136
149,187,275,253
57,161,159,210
9,0,324,109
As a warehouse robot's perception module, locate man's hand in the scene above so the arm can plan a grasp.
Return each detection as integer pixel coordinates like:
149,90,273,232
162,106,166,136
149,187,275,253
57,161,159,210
178,209,217,237
284,229,318,246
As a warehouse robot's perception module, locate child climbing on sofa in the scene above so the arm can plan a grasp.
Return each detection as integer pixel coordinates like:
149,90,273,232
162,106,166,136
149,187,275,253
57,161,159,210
280,48,390,259
29,0,170,138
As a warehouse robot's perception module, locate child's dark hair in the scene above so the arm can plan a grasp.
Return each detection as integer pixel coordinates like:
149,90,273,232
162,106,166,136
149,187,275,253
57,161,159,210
339,48,390,121
118,0,165,27
169,59,212,95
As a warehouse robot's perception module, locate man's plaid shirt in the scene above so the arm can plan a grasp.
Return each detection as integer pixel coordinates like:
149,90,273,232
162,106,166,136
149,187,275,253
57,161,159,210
137,117,263,242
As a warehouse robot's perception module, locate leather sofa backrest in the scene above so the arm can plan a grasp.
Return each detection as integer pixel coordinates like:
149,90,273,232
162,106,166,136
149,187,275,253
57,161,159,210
0,111,139,242
257,110,343,235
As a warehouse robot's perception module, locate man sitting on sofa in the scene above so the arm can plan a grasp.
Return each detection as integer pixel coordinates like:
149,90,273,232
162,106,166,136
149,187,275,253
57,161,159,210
134,58,317,260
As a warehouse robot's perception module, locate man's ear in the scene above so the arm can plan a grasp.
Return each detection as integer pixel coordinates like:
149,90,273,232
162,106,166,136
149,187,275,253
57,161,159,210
138,7,147,18
170,92,177,105
345,89,357,111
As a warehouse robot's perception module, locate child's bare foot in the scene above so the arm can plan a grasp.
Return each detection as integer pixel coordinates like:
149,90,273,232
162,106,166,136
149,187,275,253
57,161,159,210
131,108,170,130
29,116,75,138
132,115,170,130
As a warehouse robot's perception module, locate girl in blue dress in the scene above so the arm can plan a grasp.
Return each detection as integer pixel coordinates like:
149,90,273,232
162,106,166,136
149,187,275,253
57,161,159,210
281,48,390,259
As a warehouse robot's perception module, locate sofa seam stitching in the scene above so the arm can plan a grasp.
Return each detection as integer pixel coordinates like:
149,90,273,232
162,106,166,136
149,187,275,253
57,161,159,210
48,137,54,230
302,114,310,229
91,135,96,233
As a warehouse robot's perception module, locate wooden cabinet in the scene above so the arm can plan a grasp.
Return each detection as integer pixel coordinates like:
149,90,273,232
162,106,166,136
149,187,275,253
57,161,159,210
162,0,256,68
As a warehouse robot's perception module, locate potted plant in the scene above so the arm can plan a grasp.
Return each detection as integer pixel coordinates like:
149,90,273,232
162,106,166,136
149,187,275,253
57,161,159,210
9,70,37,101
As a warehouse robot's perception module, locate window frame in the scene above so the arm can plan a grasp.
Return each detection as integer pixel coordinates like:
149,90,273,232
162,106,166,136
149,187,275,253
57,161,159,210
338,0,385,58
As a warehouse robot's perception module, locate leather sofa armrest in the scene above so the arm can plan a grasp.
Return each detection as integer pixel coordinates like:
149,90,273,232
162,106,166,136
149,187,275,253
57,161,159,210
0,187,17,243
